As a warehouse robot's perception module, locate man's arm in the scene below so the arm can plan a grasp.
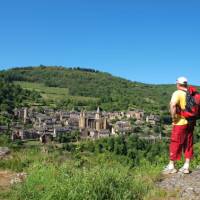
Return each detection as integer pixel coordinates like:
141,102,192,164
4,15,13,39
170,102,177,120
170,91,179,121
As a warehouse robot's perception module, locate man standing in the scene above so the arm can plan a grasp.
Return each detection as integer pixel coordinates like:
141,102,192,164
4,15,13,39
163,76,192,174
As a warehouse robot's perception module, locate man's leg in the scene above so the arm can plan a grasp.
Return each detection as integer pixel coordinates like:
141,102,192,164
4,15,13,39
163,125,187,174
180,123,194,173
170,125,187,160
184,123,194,159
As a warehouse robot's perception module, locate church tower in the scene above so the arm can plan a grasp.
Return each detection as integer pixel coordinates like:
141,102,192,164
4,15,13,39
95,107,101,131
103,117,107,129
79,111,86,129
23,108,28,124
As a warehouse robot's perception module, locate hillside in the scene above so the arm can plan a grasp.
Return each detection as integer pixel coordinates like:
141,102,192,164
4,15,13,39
1,66,176,113
0,81,40,114
1,66,200,200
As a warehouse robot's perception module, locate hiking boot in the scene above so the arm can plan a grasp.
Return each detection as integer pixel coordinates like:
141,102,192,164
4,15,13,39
162,165,177,175
178,167,190,174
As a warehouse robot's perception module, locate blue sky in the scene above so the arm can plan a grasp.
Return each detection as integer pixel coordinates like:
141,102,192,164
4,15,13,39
0,0,200,85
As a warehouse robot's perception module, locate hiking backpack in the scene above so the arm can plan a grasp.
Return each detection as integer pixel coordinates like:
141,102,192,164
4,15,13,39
180,86,200,120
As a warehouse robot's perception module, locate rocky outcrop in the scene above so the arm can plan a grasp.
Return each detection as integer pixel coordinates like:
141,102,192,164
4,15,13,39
0,147,10,158
158,169,200,200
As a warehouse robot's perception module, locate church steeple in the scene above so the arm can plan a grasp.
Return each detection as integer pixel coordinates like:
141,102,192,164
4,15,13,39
95,107,101,119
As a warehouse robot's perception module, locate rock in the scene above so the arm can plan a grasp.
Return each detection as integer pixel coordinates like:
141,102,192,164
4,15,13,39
0,147,10,157
158,170,200,200
10,172,27,185
10,177,22,185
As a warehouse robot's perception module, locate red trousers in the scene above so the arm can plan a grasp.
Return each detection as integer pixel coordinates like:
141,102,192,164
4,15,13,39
169,123,194,161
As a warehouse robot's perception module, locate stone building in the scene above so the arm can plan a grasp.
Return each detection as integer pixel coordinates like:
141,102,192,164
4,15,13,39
14,108,28,124
79,107,108,131
112,121,133,135
146,114,160,125
11,129,40,141
126,110,144,120
40,133,53,143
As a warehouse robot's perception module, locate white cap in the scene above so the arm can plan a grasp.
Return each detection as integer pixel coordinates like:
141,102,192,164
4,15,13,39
176,76,188,84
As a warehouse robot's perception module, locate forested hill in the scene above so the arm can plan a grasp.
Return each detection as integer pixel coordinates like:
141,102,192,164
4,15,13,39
1,66,177,113
0,81,41,116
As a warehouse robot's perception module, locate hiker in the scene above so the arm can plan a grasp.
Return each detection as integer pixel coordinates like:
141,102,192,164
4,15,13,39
163,76,194,174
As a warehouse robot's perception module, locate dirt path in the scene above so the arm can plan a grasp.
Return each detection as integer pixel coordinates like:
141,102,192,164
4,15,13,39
0,169,27,194
0,170,16,189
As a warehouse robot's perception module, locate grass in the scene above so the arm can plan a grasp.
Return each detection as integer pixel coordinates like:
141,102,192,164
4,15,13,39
15,81,69,102
0,139,171,200
7,155,165,200
14,81,99,103
5,134,198,200
2,134,200,199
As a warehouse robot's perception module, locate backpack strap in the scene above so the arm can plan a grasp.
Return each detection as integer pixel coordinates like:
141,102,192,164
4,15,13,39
179,89,196,114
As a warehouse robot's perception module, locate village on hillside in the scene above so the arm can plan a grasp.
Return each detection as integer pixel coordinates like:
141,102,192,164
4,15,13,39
0,107,166,143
